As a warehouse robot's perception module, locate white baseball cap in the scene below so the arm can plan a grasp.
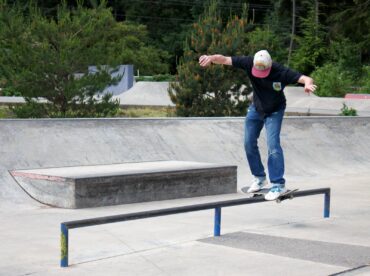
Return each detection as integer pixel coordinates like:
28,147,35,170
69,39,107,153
252,50,272,78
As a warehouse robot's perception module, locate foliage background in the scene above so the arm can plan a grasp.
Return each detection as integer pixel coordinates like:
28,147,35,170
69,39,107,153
0,0,369,117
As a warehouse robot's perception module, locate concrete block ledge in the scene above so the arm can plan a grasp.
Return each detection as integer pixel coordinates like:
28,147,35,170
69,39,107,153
10,161,237,208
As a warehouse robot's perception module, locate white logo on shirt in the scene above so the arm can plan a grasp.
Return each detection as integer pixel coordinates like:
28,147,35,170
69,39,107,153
272,82,282,91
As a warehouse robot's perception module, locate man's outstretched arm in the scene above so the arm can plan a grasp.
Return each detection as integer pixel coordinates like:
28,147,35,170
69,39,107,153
298,75,317,94
199,54,232,67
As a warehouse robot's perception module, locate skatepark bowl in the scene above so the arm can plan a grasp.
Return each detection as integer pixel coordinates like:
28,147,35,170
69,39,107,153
1,116,370,275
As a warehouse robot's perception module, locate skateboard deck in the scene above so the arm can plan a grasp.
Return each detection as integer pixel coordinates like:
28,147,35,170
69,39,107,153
241,186,299,203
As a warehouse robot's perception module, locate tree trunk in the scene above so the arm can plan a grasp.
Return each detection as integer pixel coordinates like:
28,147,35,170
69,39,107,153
315,0,319,26
315,0,319,36
287,0,296,66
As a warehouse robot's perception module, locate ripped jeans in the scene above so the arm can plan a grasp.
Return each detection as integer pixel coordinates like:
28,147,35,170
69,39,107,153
244,104,285,185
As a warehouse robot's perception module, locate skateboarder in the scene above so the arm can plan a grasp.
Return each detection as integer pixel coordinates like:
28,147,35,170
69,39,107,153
199,50,317,200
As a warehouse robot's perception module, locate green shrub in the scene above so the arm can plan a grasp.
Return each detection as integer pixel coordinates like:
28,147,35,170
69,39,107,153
340,103,357,116
328,38,362,79
311,63,353,97
11,101,47,118
152,74,176,82
135,74,175,82
1,86,22,96
11,94,120,118
359,66,370,93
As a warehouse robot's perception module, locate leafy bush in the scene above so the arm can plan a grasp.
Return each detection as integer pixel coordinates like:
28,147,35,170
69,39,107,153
311,63,353,97
135,74,175,82
0,86,21,96
359,66,370,93
152,74,176,82
340,103,357,116
11,101,47,118
12,94,120,118
328,38,362,79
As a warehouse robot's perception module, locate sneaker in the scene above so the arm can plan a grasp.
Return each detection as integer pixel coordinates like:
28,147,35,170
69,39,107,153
265,185,287,201
247,176,268,193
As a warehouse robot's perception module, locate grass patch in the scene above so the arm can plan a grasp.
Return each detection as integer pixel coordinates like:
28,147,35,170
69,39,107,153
0,104,176,118
117,106,176,118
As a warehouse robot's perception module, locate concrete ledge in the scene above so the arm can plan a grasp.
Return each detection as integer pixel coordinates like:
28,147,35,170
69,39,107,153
10,161,237,208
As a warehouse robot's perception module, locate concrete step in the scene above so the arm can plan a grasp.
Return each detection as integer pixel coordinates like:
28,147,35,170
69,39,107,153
10,161,237,208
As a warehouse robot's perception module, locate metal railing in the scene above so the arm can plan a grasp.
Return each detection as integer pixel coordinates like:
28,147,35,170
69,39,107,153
60,188,330,267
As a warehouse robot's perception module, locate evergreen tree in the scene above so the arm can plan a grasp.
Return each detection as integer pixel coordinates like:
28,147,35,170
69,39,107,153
246,27,287,64
168,1,252,117
329,0,370,64
264,0,292,64
0,1,167,118
290,2,327,74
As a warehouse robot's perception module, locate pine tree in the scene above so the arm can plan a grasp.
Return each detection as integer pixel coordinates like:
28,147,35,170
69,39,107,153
290,1,327,74
168,1,252,117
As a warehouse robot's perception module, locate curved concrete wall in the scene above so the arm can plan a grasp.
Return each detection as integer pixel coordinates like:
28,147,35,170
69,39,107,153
1,117,370,209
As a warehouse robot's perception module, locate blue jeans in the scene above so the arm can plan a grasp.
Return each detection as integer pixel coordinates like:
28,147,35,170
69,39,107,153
244,104,285,185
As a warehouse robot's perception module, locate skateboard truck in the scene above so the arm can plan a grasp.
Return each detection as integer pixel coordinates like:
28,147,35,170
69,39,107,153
241,187,299,203
276,192,296,203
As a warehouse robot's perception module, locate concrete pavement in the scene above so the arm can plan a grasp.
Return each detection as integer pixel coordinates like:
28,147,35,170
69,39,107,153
0,117,370,275
110,82,370,116
2,83,370,116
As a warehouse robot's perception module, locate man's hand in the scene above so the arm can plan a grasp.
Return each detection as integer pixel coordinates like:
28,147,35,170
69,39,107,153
199,55,213,67
304,83,317,94
199,54,232,67
298,75,317,94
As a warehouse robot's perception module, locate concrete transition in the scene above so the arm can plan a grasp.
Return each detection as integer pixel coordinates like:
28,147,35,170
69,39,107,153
113,81,174,107
1,117,370,210
10,161,237,208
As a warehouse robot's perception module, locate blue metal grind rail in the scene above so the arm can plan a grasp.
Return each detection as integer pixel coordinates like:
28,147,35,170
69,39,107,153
60,187,331,267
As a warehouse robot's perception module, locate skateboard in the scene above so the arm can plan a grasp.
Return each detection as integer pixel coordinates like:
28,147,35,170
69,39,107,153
241,186,299,203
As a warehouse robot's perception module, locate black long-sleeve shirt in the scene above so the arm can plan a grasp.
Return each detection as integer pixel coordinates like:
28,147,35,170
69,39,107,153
232,56,302,115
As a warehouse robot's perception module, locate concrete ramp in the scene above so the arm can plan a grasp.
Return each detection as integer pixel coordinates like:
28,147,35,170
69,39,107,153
1,117,370,209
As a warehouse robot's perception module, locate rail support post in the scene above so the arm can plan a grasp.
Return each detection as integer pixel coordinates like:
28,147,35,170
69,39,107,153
324,190,331,218
61,223,69,267
214,207,221,236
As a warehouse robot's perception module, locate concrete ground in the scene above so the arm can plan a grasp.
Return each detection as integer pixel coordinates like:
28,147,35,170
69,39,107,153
111,82,370,116
1,117,370,275
113,81,174,107
3,83,370,116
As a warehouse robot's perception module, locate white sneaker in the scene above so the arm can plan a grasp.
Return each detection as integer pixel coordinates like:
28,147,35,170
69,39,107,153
247,177,268,193
265,185,287,201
